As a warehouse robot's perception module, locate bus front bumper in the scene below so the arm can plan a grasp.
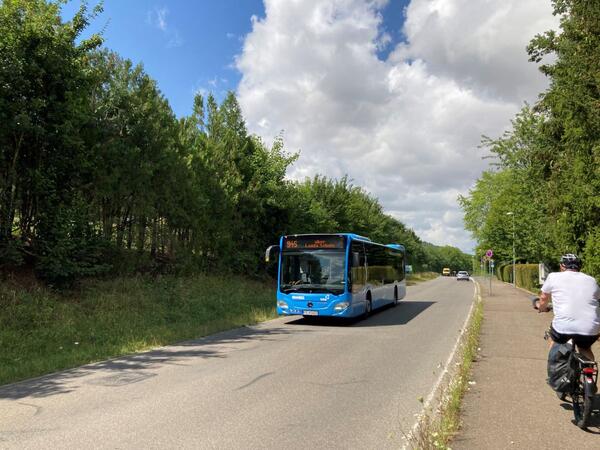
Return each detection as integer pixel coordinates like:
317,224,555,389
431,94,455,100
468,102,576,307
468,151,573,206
276,293,361,318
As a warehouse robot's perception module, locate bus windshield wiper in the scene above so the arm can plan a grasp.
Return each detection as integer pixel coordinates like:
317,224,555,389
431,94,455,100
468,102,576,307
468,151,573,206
281,286,343,294
281,285,313,293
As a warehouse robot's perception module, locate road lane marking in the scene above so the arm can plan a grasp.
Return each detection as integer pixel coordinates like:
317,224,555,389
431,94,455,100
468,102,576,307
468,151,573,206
402,279,479,448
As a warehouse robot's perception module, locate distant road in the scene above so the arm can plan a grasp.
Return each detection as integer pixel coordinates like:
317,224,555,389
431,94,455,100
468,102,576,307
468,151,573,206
0,276,474,449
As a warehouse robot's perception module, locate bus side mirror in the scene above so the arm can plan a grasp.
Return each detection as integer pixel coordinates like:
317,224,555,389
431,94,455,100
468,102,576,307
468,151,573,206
352,252,360,267
265,245,280,263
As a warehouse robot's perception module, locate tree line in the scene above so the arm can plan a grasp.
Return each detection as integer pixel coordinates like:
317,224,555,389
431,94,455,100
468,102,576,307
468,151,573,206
0,0,471,285
459,0,599,279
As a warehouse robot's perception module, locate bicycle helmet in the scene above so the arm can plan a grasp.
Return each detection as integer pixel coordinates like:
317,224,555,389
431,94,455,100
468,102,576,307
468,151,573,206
560,253,581,270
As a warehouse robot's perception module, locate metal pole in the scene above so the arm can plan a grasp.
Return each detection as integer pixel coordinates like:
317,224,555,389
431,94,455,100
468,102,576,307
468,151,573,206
488,259,492,296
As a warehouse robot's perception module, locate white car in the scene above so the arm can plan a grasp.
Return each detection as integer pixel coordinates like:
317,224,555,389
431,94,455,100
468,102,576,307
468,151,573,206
456,271,470,281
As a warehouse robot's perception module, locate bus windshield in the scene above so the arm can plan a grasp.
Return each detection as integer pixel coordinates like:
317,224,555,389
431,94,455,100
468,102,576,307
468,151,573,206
280,249,346,295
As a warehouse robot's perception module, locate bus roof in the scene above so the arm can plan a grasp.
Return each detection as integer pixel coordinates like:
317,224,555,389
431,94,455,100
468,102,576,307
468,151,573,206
281,233,405,251
283,232,371,241
386,243,406,251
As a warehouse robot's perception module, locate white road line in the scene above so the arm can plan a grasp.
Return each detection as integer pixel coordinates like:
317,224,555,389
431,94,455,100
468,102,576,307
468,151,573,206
402,279,480,449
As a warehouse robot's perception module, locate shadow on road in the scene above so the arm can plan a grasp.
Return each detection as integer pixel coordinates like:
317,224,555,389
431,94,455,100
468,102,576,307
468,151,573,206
286,300,435,328
1,300,437,400
559,397,600,433
0,325,305,401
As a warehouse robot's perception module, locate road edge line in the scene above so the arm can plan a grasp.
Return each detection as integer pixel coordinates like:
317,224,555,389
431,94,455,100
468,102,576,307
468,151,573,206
402,279,481,449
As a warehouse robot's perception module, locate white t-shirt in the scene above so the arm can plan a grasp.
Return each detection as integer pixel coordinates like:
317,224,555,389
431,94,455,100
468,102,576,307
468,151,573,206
541,271,600,335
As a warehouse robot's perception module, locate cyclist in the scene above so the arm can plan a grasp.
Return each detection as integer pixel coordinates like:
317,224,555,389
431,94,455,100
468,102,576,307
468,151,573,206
538,254,600,361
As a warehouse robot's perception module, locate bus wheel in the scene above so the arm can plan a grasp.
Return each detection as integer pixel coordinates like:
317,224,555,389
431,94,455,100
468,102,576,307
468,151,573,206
363,296,372,319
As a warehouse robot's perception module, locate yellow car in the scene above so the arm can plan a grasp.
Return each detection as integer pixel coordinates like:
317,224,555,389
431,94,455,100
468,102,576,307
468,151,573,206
442,268,450,276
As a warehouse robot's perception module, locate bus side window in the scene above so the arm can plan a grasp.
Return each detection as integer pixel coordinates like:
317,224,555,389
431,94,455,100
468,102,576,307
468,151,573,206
399,254,405,280
350,242,366,293
367,245,385,286
392,251,405,282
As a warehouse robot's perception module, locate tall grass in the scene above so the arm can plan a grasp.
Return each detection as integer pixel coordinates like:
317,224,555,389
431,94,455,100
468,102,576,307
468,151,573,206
0,275,276,385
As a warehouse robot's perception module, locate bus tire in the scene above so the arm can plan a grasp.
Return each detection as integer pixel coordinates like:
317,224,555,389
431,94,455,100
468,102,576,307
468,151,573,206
363,294,372,319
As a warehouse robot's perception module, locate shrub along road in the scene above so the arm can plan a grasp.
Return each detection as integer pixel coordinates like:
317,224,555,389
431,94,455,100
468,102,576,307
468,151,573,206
0,276,474,449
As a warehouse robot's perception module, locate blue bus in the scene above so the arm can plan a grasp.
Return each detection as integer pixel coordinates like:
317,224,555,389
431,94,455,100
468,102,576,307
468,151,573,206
265,233,406,319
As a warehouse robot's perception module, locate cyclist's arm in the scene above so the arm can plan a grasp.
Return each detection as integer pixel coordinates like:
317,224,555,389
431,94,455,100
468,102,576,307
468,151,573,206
538,291,551,312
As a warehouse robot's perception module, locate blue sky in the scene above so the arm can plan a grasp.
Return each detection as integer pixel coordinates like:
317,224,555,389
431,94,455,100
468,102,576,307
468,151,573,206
378,0,410,59
63,0,266,117
62,0,409,118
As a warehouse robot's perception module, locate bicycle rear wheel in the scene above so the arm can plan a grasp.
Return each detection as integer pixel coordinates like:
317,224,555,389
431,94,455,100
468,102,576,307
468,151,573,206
573,378,594,429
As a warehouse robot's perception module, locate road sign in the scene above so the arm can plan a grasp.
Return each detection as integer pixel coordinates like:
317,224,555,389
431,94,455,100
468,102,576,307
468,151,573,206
486,249,493,258
490,260,495,268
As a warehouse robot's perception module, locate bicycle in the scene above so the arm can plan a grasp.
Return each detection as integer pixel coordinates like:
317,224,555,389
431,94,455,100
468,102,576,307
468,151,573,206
545,330,599,429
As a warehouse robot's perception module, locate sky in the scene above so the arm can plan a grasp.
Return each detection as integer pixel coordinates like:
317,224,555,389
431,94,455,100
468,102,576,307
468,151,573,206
63,0,559,254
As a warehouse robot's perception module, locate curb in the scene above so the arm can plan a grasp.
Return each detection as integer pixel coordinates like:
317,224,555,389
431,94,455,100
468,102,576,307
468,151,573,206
402,279,481,448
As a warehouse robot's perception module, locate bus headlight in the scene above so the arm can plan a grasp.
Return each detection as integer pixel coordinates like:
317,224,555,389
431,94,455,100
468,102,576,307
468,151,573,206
334,302,350,311
278,301,289,309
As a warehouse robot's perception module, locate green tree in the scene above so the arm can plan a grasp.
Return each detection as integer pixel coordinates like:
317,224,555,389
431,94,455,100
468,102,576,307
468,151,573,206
0,0,102,282
86,50,180,256
461,1,600,279
527,0,600,275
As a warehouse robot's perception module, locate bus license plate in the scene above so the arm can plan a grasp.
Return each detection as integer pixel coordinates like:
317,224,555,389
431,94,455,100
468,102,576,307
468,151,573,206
303,310,318,316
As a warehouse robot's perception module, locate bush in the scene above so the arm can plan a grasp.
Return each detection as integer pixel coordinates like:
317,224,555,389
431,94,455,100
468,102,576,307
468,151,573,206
516,264,539,292
35,203,111,287
502,264,512,283
0,239,24,269
496,263,508,281
495,263,539,291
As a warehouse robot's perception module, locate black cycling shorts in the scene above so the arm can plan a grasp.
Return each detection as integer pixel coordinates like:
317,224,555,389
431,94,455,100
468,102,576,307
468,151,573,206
549,326,600,349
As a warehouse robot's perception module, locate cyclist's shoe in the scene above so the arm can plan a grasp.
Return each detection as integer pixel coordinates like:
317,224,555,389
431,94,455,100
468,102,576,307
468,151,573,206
556,391,568,401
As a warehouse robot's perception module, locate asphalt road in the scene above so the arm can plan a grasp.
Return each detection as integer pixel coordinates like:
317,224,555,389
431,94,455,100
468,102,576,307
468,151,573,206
0,276,475,449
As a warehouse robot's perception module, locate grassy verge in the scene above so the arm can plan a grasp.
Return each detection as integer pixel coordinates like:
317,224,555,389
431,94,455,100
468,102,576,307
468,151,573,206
0,275,276,386
409,284,484,449
406,272,439,286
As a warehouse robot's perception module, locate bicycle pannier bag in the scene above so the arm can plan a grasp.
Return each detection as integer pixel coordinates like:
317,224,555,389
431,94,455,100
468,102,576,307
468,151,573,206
547,342,577,393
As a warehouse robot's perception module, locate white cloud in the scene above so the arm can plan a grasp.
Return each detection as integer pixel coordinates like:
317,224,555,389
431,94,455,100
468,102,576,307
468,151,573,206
155,7,168,31
236,0,558,253
392,0,558,102
147,6,184,48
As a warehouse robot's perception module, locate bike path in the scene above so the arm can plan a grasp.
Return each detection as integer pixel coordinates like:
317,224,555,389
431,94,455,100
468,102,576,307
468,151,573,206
454,277,600,449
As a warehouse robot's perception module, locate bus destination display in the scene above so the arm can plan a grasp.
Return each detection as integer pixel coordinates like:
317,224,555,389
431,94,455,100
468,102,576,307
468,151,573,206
284,236,344,250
